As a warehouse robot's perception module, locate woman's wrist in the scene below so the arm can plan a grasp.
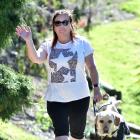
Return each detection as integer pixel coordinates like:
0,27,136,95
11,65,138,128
93,83,99,88
26,38,34,48
26,37,33,44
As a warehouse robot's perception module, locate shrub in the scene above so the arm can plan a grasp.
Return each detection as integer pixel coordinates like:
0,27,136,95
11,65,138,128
0,64,33,120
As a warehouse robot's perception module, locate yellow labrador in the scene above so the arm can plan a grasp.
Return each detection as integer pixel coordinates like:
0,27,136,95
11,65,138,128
95,95,126,138
95,110,122,138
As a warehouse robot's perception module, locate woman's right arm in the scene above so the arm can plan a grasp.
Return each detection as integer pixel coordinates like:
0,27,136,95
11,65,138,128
16,25,47,64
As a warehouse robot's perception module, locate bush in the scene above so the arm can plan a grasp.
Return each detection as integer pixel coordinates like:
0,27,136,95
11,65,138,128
0,64,33,120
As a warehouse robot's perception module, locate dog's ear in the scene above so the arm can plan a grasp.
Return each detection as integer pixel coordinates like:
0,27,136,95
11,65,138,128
114,115,120,126
102,93,110,100
114,100,122,107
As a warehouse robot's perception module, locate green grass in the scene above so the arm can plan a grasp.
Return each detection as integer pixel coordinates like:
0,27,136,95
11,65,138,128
79,18,140,125
0,120,40,140
120,0,140,17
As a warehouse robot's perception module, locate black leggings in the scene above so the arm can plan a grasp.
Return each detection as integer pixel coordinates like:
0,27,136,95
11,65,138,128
47,97,90,139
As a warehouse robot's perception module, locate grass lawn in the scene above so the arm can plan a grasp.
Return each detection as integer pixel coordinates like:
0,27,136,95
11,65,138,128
120,0,140,17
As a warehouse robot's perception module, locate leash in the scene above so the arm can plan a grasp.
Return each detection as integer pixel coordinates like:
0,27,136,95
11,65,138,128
93,100,98,139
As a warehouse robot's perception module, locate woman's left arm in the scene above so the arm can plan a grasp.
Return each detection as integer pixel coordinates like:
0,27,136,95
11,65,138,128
85,54,102,102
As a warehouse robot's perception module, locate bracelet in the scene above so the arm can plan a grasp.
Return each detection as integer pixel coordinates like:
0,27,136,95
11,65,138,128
93,84,99,88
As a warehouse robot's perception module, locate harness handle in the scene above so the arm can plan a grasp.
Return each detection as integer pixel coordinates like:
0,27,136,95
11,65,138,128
93,100,97,116
93,100,98,140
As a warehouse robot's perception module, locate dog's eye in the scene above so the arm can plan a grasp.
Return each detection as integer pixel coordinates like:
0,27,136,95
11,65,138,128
100,120,104,123
108,120,112,123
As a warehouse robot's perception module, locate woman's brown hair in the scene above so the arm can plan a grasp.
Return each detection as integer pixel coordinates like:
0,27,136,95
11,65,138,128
51,9,75,48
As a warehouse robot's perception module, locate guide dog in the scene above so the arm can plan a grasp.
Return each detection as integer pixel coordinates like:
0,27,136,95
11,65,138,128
94,95,130,140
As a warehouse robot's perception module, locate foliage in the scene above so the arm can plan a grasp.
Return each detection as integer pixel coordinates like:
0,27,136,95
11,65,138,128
0,0,26,50
73,7,83,23
0,64,33,120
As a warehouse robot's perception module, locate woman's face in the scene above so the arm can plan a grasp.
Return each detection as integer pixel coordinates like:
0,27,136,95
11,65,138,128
53,14,72,38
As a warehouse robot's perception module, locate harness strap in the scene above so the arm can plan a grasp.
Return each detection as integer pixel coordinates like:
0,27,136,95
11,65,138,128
112,129,118,135
97,103,112,112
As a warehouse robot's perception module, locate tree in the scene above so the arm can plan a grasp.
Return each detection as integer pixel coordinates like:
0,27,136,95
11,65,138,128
0,0,33,120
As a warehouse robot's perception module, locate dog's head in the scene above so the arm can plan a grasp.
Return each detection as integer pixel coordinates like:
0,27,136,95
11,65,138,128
96,111,121,137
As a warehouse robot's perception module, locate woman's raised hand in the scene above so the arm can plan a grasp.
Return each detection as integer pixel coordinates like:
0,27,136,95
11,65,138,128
16,25,32,42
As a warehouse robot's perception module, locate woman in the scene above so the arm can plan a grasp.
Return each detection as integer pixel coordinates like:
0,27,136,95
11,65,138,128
16,9,102,140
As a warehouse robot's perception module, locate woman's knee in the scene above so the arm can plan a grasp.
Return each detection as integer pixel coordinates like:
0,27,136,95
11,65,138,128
70,131,84,140
70,136,85,140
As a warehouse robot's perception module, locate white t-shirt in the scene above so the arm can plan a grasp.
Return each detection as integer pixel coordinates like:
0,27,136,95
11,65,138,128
38,36,94,102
